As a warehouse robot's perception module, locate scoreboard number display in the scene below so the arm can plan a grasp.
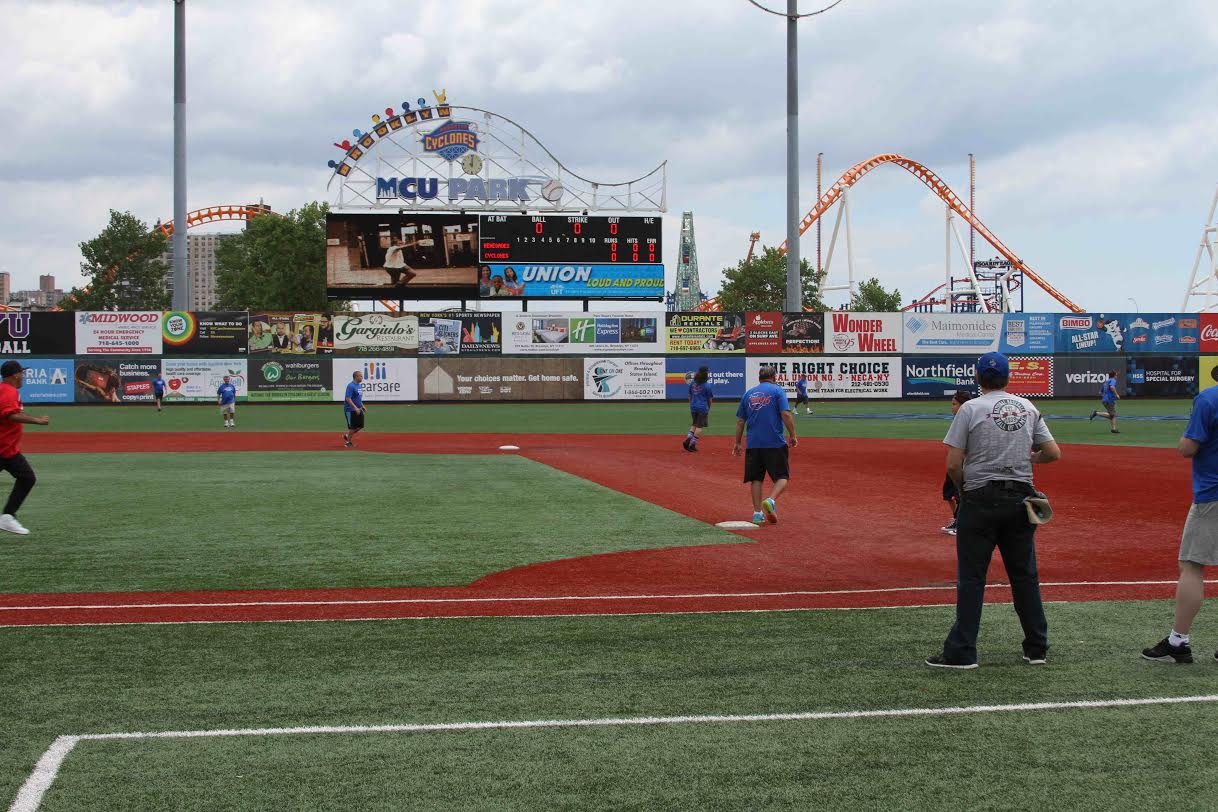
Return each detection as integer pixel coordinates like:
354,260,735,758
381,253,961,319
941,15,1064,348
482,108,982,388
478,215,661,265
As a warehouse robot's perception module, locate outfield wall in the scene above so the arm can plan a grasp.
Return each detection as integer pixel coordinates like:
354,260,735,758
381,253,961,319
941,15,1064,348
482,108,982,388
4,310,1211,403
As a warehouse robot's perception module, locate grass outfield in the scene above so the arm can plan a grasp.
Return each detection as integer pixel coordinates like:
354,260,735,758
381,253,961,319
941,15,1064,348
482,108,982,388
32,398,1193,446
4,602,1217,809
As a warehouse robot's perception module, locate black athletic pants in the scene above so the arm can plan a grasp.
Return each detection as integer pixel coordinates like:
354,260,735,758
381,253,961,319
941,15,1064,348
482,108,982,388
0,453,36,516
942,480,1048,665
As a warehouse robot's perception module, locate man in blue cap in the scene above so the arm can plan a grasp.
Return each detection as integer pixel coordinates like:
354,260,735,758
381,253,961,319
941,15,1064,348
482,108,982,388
926,352,1062,669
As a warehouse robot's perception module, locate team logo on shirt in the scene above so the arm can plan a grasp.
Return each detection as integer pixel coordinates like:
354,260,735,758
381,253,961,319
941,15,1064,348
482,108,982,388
991,398,1029,432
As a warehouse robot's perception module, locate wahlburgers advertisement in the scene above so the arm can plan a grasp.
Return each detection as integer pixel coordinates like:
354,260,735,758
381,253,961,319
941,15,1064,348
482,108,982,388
248,359,332,401
332,313,419,354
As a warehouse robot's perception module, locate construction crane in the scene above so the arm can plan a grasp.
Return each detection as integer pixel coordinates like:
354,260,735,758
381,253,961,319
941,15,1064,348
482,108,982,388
746,231,761,262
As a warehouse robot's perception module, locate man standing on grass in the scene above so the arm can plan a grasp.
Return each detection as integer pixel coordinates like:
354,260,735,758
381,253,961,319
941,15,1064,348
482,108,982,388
794,374,812,416
343,370,366,448
927,352,1061,670
1142,383,1218,664
217,375,237,429
150,371,167,412
0,361,50,536
1089,369,1120,434
733,366,797,526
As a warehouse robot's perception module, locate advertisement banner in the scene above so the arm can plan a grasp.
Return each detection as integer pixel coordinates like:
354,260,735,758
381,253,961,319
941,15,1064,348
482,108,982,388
1051,355,1126,398
418,357,581,401
901,356,977,398
665,357,747,400
1008,356,1054,398
825,312,902,354
902,313,1053,355
248,312,327,355
74,358,161,403
584,358,666,400
500,313,661,355
332,313,419,355
161,311,249,355
160,359,249,402
744,312,782,354
781,313,825,353
1200,356,1218,391
1123,314,1199,354
1125,355,1199,397
0,313,74,355
665,312,746,353
75,312,163,355
1202,314,1218,353
417,312,502,355
331,358,419,401
484,263,665,299
1055,313,1127,353
248,358,333,401
17,359,75,403
999,314,1055,353
746,357,901,399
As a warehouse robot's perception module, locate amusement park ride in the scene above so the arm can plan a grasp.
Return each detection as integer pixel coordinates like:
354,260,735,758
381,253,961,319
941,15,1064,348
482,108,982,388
1182,184,1218,313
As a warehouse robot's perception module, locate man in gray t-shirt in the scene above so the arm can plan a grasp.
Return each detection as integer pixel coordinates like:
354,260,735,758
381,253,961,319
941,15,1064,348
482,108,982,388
927,352,1062,670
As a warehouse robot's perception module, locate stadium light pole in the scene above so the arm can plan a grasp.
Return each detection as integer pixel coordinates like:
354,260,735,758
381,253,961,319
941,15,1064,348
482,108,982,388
172,0,189,311
1127,297,1139,312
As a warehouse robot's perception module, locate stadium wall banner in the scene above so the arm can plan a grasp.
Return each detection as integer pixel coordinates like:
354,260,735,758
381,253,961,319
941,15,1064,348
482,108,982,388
902,313,1054,354
744,312,782,353
664,357,747,400
1200,356,1218,390
825,312,902,354
501,312,661,355
584,357,666,400
248,312,328,354
0,312,75,355
901,355,976,398
1051,355,1126,397
418,357,581,401
75,312,163,355
746,356,902,399
74,357,161,403
1125,355,1199,397
160,359,249,402
1201,314,1218,353
332,358,419,401
18,359,75,403
161,311,249,355
665,312,746,353
417,312,502,355
1007,356,1054,398
248,358,333,401
483,263,665,299
1054,313,1128,353
1123,314,1199,354
332,313,419,355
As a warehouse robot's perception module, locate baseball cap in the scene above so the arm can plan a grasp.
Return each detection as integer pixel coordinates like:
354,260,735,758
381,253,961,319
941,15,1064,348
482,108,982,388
0,360,24,378
976,352,1009,378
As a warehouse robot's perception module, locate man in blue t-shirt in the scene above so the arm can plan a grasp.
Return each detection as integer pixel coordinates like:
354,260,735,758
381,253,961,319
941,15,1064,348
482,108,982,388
733,366,798,525
683,366,714,453
342,370,367,448
216,375,237,428
1143,385,1218,664
1089,370,1120,434
150,373,167,413
794,374,812,416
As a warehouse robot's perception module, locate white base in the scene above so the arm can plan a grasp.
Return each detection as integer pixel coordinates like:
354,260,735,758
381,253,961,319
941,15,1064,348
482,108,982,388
498,445,520,451
716,521,761,530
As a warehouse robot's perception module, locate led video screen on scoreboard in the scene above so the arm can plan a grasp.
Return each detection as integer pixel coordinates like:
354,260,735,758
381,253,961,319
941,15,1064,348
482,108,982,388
478,215,662,264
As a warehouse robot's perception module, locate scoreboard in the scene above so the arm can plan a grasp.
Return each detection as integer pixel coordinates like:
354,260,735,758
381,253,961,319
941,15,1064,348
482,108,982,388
478,215,661,265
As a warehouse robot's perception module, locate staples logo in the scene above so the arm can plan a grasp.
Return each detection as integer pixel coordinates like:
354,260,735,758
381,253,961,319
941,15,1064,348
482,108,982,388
1060,318,1092,330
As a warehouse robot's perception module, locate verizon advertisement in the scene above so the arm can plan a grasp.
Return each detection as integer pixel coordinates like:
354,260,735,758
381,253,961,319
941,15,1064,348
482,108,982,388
746,357,901,399
331,358,418,402
825,312,902,354
1052,355,1126,398
75,312,163,355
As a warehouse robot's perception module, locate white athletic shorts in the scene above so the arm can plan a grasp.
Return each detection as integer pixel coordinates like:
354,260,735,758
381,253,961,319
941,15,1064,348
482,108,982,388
1180,501,1218,566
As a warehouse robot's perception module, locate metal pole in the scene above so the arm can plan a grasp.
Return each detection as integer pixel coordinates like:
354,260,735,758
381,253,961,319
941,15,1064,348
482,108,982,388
816,152,823,278
968,153,975,274
172,0,189,311
784,0,801,312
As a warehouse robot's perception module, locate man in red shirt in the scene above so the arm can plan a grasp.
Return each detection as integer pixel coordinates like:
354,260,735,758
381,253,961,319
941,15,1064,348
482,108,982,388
0,361,50,535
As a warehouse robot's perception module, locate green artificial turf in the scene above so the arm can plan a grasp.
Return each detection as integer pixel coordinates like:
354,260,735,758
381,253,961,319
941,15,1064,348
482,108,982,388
0,453,736,594
2,600,1215,810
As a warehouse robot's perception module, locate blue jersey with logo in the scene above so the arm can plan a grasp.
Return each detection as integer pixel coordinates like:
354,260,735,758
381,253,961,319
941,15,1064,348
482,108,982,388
152,377,166,396
736,382,790,449
217,383,236,405
344,381,364,413
688,382,713,414
796,378,808,396
1185,386,1218,503
1102,376,1117,404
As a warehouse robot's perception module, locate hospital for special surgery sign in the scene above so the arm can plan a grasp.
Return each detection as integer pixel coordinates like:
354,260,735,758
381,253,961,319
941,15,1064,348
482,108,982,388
75,312,163,355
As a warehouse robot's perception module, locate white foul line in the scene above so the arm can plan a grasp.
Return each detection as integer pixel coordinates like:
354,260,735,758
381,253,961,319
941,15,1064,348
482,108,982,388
11,694,1218,812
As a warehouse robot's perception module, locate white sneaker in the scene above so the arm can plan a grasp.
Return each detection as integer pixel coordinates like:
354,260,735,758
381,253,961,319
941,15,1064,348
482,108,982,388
0,513,29,535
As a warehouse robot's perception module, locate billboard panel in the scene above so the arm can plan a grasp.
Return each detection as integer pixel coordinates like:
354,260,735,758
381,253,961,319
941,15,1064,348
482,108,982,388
75,312,163,355
248,358,333,401
1123,314,1199,354
1202,314,1218,353
248,312,327,355
326,213,479,300
417,312,502,355
998,314,1055,353
0,313,74,355
501,313,661,354
161,311,248,355
744,312,782,354
332,313,419,355
901,355,977,398
18,359,75,403
1055,314,1127,353
781,313,825,353
160,359,249,402
418,357,580,401
903,313,1053,354
483,264,664,299
583,358,665,400
1125,355,1199,397
74,358,161,403
331,358,418,401
1008,356,1054,398
665,312,746,353
1052,355,1126,397
1201,356,1218,391
746,357,901,399
825,312,902,354
664,357,747,400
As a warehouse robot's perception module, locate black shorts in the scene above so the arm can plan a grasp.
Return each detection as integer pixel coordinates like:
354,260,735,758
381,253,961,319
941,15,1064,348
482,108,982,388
795,393,808,406
346,410,365,430
1099,401,1116,417
690,411,708,428
743,446,790,483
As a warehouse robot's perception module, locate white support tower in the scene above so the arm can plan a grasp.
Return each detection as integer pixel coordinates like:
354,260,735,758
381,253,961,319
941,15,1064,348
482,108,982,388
671,211,704,311
1183,185,1218,312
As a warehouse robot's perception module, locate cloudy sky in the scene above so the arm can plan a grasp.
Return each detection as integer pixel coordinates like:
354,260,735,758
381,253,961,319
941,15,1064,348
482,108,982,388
2,0,1216,312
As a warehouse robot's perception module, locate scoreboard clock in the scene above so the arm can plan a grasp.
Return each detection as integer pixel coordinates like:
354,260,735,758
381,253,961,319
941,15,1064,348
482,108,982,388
478,215,661,265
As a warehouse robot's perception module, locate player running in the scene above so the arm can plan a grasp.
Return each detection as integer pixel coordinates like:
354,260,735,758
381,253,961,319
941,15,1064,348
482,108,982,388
0,361,50,535
217,375,237,428
150,372,167,412
794,374,813,415
683,366,713,452
1089,370,1120,434
343,370,366,447
733,366,798,525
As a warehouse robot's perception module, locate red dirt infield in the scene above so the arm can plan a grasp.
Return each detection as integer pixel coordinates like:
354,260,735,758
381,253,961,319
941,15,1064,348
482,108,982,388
1,432,1192,626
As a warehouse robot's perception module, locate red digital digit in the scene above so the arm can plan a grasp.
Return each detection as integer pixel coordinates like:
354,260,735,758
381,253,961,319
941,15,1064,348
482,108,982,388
573,223,582,235
535,222,544,234
609,223,618,235
611,249,618,262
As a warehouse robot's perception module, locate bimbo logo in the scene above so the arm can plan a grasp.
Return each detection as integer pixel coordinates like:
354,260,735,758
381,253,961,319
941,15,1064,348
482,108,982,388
422,120,478,161
1060,317,1092,330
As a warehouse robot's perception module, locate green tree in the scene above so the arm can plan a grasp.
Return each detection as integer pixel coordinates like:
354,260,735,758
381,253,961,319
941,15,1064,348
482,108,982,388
215,201,334,311
63,210,169,310
848,277,903,312
715,246,826,312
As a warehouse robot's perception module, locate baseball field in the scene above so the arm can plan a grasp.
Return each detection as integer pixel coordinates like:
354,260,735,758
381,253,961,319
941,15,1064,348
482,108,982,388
2,398,1216,810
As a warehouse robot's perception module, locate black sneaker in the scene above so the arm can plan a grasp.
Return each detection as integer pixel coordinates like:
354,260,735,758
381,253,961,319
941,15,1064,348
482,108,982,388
1089,411,1097,421
1141,637,1193,663
925,654,978,670
1022,651,1047,665
1111,429,1120,434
